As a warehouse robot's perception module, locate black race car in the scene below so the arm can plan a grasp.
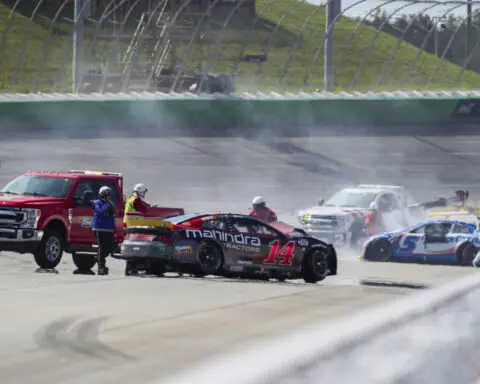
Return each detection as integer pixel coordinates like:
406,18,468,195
116,213,337,283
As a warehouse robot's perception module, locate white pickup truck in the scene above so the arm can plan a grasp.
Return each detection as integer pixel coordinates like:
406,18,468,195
296,184,445,248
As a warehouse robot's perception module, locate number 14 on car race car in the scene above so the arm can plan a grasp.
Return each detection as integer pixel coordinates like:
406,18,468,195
264,240,295,266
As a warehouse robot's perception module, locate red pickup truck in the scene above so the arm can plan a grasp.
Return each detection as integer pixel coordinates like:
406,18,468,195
0,169,185,270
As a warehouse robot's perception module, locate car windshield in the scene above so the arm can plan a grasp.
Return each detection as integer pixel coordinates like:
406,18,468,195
1,175,74,198
324,189,377,208
271,221,306,237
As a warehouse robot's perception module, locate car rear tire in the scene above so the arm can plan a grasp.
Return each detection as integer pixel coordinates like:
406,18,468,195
196,241,223,276
301,248,329,284
457,242,477,266
363,238,393,262
34,229,64,269
72,252,97,271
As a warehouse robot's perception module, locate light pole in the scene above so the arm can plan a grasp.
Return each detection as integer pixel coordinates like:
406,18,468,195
73,0,85,93
325,0,341,91
431,16,447,57
466,0,472,67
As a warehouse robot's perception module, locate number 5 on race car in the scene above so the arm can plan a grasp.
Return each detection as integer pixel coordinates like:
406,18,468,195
264,240,295,266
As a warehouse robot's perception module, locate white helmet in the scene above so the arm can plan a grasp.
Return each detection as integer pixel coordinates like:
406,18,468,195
133,183,148,198
99,186,112,199
252,196,265,208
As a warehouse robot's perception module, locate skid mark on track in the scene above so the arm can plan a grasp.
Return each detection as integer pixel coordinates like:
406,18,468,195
414,136,480,167
166,138,266,175
33,316,134,361
257,140,367,180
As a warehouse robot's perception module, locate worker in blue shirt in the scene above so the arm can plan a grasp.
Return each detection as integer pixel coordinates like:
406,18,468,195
92,186,116,275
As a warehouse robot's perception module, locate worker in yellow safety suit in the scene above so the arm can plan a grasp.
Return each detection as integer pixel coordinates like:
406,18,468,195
123,183,151,228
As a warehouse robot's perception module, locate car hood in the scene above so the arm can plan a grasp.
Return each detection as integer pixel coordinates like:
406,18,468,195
299,205,369,217
0,193,64,207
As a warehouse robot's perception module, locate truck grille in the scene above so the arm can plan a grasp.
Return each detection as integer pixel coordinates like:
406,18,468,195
309,215,340,228
0,208,25,225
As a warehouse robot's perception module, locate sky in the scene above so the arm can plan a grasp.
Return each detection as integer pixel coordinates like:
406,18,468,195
306,0,478,21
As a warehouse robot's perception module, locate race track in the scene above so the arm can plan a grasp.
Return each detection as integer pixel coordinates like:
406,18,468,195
0,131,479,383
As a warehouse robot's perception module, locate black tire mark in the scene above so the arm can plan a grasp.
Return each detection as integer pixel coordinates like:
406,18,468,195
414,136,480,167
257,140,367,180
33,316,134,362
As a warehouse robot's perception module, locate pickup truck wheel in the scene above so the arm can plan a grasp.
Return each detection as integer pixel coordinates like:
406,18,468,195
72,253,97,271
34,229,64,269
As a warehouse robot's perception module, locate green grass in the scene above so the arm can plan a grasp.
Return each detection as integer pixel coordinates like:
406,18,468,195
1,0,480,93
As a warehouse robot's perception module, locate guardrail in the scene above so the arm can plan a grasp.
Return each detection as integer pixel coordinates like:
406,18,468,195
0,92,480,130
158,272,480,384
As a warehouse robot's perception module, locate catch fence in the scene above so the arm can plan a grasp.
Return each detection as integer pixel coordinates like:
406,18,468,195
1,0,479,93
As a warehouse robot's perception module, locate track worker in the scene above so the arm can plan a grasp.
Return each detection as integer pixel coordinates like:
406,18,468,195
123,183,151,228
249,196,278,223
123,183,152,275
92,186,116,276
364,201,386,236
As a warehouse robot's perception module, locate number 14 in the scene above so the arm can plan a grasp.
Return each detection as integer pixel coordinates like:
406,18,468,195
264,240,295,266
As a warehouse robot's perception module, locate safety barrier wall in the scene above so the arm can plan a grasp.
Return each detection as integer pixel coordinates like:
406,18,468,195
159,272,480,384
1,92,480,134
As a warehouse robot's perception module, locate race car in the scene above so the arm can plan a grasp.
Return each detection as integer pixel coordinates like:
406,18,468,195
362,217,480,266
296,184,449,249
116,213,338,283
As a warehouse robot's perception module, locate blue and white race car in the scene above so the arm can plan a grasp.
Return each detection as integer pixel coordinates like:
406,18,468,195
362,218,480,266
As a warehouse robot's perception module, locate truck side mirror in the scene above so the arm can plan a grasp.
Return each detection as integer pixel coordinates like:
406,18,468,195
317,198,324,206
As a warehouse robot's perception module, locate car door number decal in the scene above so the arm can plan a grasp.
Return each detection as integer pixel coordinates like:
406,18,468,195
398,235,418,253
264,240,295,266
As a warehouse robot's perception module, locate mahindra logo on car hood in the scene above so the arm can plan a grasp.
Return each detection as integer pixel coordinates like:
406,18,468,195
185,229,261,246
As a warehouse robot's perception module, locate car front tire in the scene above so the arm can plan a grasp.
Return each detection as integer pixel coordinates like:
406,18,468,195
301,248,329,283
363,238,393,262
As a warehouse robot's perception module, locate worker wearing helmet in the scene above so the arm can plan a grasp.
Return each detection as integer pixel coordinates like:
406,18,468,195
92,186,116,275
123,183,152,275
123,183,151,227
249,196,278,223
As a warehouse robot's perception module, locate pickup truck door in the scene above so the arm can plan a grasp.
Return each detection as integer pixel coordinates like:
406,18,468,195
68,179,124,244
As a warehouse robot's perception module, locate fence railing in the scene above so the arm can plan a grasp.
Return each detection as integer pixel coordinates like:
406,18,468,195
1,0,480,94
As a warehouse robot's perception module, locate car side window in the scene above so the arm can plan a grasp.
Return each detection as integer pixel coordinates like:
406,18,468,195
425,223,451,237
252,223,277,236
409,225,425,234
452,223,472,234
231,218,277,236
231,218,251,234
202,219,225,230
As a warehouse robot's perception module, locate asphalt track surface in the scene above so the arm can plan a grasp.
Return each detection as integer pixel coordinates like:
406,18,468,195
1,131,480,383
